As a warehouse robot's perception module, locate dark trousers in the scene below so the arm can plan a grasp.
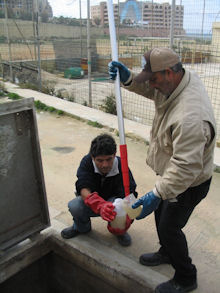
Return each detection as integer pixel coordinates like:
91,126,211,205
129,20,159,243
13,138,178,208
155,178,212,286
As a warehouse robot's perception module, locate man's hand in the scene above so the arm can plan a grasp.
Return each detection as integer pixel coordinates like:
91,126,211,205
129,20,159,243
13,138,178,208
84,192,116,222
132,191,161,220
100,202,116,222
108,61,131,83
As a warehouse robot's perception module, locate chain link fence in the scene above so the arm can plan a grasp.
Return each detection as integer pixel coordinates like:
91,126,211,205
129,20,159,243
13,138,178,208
0,0,220,139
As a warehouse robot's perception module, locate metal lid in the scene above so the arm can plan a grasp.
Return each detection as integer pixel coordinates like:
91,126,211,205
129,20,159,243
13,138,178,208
0,98,50,251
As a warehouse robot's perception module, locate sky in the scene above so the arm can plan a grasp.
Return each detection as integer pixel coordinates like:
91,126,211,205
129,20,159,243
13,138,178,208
48,0,220,34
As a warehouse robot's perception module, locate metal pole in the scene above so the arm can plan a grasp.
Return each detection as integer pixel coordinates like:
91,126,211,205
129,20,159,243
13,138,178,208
4,0,13,82
151,0,154,37
201,0,206,39
117,0,120,55
32,0,37,60
141,0,144,51
79,0,82,58
36,0,42,91
87,0,92,107
169,0,176,49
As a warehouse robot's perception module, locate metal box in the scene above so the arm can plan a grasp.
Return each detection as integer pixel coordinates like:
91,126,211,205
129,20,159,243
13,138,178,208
0,98,50,251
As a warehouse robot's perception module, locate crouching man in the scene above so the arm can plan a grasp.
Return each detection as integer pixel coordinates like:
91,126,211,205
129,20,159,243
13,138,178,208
61,133,137,246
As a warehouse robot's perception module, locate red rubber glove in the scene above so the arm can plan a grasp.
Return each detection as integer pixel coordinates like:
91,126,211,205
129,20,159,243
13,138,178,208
107,215,133,235
84,192,116,222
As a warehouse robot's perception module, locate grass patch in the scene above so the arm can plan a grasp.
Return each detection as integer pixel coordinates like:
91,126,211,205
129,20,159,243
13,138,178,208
34,100,64,115
87,120,103,128
8,92,22,100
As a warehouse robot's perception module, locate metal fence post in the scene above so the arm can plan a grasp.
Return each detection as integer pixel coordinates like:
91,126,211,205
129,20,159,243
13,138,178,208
87,0,92,107
36,0,42,91
169,0,175,49
4,0,13,82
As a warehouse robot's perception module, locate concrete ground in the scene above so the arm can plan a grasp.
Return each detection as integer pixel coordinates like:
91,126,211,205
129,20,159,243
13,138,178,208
3,82,220,292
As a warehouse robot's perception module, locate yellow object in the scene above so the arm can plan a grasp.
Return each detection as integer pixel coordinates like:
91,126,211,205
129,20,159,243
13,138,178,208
123,193,142,219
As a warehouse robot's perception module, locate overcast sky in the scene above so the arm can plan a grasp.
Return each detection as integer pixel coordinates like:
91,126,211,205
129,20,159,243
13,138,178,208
48,0,220,34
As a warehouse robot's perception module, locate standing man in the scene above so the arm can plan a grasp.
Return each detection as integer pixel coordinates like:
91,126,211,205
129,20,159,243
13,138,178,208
108,47,216,292
61,133,137,246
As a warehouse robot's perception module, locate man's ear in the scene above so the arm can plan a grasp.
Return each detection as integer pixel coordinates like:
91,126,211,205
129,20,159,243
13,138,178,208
165,68,174,80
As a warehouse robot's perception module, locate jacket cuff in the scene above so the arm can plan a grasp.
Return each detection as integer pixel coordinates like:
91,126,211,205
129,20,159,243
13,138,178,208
123,73,133,86
153,187,161,198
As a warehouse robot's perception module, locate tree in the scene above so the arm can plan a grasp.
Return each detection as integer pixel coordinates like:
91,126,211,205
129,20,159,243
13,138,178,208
93,17,101,26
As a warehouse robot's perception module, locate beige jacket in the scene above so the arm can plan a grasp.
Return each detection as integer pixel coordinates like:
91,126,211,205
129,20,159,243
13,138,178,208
124,69,216,199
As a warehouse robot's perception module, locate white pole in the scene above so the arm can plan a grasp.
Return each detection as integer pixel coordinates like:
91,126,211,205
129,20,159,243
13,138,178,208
107,0,125,145
169,0,176,48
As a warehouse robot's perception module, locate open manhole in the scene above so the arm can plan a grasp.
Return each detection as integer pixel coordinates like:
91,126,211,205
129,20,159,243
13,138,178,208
0,249,121,293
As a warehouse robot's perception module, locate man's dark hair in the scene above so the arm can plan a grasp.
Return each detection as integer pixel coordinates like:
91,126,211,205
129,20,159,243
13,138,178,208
90,134,116,157
160,62,183,75
170,62,183,73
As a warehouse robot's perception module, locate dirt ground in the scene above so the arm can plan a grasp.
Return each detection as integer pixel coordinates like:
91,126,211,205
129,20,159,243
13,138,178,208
37,111,220,292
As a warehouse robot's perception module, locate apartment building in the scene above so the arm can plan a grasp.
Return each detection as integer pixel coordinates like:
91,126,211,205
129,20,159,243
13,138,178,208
0,0,53,18
91,0,184,35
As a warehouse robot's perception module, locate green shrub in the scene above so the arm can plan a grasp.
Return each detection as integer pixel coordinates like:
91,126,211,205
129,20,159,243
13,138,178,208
100,94,117,115
42,80,57,95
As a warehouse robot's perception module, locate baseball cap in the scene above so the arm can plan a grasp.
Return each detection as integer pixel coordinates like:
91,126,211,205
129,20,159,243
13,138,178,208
134,47,180,83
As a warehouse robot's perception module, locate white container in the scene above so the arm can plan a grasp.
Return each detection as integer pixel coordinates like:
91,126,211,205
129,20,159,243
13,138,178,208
110,198,127,229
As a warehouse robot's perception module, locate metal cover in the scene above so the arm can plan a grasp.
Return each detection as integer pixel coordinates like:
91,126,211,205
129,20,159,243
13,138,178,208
0,98,50,250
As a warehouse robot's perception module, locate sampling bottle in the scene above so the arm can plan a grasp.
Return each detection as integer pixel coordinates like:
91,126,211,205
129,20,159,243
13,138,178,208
110,198,127,229
122,193,142,219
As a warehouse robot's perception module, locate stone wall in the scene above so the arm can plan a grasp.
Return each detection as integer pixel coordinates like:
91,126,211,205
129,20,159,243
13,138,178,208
0,19,103,40
3,62,38,85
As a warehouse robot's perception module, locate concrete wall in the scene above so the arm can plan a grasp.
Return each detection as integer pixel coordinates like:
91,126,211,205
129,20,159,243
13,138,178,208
0,19,103,40
212,22,220,62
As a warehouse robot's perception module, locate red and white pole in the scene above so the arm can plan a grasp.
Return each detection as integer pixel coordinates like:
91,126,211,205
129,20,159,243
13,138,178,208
107,0,130,196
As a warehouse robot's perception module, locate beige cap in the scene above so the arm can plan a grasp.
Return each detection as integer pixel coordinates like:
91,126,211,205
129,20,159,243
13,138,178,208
134,47,180,83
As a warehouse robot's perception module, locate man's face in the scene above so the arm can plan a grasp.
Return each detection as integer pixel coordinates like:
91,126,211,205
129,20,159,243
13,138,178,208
93,154,115,175
149,70,175,96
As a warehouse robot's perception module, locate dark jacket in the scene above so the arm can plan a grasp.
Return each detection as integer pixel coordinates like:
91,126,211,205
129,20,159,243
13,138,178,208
75,154,137,200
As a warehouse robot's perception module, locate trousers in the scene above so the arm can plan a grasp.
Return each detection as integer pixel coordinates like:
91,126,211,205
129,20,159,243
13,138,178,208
68,196,116,233
155,177,212,285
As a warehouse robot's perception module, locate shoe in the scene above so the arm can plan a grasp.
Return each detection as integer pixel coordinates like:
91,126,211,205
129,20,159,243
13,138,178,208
155,279,197,293
61,226,80,239
116,232,131,246
139,252,171,266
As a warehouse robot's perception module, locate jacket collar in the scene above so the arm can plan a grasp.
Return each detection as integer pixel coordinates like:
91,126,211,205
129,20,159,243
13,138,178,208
157,69,190,111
